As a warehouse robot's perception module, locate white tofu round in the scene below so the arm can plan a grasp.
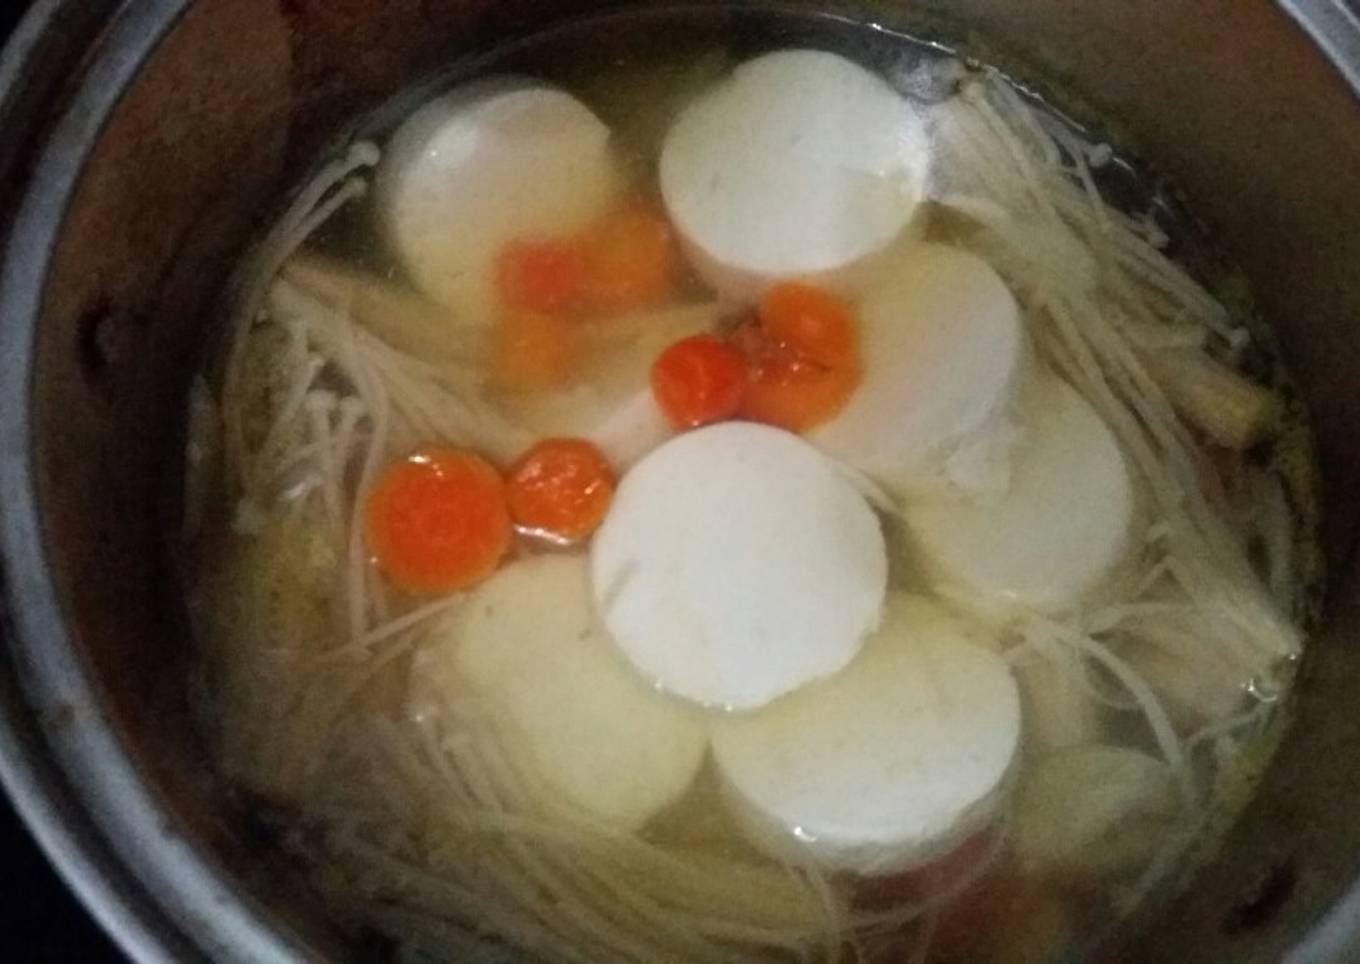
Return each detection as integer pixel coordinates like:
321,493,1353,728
376,78,621,324
811,243,1027,497
411,555,706,830
659,49,929,299
711,595,1020,875
906,374,1139,615
591,422,887,711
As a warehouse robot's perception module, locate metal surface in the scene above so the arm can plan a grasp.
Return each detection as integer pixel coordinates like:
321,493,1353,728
0,1,328,960
1283,0,1360,95
0,2,288,961
0,3,204,959
0,2,1359,963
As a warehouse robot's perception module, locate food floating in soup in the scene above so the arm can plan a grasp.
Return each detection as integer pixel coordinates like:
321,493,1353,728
711,594,1020,876
184,15,1318,964
592,422,888,710
659,48,931,297
905,373,1140,617
414,554,707,829
809,242,1026,496
376,79,623,322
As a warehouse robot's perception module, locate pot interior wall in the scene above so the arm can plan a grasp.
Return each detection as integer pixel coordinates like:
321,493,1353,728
24,0,1360,960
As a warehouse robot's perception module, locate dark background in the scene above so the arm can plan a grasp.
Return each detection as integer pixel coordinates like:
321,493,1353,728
0,3,124,962
0,803,121,964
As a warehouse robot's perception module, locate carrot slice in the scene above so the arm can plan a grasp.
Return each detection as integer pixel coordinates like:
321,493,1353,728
506,438,616,543
739,350,860,432
364,448,511,594
759,281,858,365
493,308,576,391
496,238,589,313
651,334,750,429
579,202,678,314
737,283,862,432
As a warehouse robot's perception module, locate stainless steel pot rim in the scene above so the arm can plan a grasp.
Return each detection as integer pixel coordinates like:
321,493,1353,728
1282,0,1360,94
0,2,1358,962
0,1,303,961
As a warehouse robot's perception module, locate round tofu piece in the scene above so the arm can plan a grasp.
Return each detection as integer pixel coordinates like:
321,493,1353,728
906,374,1139,615
659,49,929,299
591,422,887,710
811,243,1027,497
377,78,621,323
412,555,706,829
712,595,1021,875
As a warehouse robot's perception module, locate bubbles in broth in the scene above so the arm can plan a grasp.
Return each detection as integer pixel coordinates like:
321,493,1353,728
181,7,1321,962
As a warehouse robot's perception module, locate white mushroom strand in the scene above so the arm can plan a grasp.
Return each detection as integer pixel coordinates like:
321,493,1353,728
931,72,1301,692
221,141,381,500
202,143,872,964
190,53,1311,964
214,141,500,663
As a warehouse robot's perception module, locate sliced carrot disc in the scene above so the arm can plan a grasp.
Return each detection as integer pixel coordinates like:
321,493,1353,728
651,333,750,429
579,202,679,315
759,281,858,366
735,284,863,433
364,448,511,594
493,308,576,392
496,238,589,313
506,438,616,543
740,349,860,432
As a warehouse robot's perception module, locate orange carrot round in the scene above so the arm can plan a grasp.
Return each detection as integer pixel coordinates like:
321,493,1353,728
651,334,750,429
579,203,678,314
506,438,616,543
364,448,511,594
740,352,860,432
737,282,862,432
496,238,589,313
493,308,576,391
759,281,858,365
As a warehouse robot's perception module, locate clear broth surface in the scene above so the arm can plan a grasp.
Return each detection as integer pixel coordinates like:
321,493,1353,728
183,6,1322,962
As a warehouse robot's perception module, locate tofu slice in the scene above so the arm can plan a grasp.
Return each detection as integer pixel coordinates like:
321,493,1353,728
659,49,929,299
591,422,887,710
712,595,1021,875
411,555,706,829
905,374,1139,616
810,243,1028,498
377,78,621,324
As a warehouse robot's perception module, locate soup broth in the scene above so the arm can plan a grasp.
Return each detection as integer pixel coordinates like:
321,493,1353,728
181,7,1321,962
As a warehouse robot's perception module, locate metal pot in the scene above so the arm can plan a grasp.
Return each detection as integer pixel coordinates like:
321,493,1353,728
1,1,1359,960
